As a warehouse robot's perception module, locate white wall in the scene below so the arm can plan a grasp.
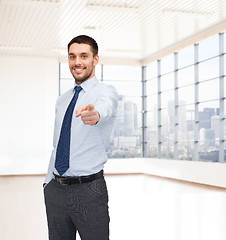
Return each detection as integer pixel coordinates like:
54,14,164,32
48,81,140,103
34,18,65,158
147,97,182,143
105,158,226,188
0,56,59,174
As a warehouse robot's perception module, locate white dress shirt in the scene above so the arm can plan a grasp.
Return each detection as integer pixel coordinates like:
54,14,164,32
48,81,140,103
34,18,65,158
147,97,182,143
44,76,118,184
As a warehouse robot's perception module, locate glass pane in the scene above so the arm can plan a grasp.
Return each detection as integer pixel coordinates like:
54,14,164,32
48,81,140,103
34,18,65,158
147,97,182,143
161,125,174,159
161,108,170,126
105,80,141,97
161,72,174,92
198,127,219,162
121,96,141,125
199,79,219,102
167,100,175,132
161,54,174,74
146,61,158,80
178,106,195,133
211,115,220,141
147,110,158,128
178,105,195,159
147,78,157,96
224,119,226,162
178,124,194,161
199,101,219,112
225,55,226,73
224,99,226,116
147,145,158,158
109,110,142,158
178,104,189,125
178,66,194,87
147,95,157,112
103,65,141,81
224,32,226,53
178,45,194,68
199,102,219,130
199,35,219,61
199,57,219,81
178,85,195,104
161,90,174,108
108,134,142,158
178,104,195,124
60,78,74,95
147,126,158,158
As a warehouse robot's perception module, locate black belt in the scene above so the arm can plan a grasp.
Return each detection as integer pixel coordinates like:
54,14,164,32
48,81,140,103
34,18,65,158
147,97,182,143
53,170,103,185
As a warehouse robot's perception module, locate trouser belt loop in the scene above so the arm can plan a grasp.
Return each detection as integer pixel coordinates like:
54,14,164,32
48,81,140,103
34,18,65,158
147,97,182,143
78,177,82,184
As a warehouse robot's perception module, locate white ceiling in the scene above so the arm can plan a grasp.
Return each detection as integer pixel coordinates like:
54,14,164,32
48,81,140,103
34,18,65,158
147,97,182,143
0,0,226,65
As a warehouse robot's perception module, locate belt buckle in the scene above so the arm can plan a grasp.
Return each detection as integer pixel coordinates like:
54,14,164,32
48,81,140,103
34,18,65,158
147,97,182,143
58,178,67,185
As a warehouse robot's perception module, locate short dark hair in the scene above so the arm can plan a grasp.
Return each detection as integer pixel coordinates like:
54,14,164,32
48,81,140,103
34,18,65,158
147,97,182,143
68,35,98,56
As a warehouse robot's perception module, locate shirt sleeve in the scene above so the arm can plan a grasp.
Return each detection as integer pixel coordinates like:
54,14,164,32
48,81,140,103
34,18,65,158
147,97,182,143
94,84,119,125
44,98,59,184
44,150,55,184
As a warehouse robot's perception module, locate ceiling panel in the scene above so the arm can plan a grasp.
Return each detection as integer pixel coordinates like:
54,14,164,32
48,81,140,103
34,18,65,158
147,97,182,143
0,0,225,65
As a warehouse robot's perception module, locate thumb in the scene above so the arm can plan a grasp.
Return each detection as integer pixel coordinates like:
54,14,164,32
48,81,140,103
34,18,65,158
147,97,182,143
86,104,95,111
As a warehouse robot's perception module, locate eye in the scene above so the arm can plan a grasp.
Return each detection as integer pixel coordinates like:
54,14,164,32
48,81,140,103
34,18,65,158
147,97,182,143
69,56,75,60
82,55,87,59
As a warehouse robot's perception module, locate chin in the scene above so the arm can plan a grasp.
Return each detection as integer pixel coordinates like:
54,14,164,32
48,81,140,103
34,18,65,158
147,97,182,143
74,74,92,84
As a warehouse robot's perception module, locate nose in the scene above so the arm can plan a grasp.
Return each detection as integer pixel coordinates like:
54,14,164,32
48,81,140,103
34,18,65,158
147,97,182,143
74,57,81,65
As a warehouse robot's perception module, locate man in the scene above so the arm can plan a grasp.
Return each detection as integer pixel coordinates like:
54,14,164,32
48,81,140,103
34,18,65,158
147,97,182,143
44,35,118,240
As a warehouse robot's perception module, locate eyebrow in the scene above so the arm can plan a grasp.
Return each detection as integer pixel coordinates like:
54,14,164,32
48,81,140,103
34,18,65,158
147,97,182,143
68,52,89,55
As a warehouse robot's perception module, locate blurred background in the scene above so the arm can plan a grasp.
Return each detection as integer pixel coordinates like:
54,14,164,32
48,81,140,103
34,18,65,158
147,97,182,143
0,0,226,239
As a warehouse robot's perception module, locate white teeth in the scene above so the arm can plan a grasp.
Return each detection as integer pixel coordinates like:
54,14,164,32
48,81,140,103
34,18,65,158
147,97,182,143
74,68,83,72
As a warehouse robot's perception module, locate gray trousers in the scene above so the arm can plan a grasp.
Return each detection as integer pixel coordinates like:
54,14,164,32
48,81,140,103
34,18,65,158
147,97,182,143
44,177,110,240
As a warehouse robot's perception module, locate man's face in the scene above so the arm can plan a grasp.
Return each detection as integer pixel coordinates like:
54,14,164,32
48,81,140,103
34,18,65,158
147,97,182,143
68,43,99,84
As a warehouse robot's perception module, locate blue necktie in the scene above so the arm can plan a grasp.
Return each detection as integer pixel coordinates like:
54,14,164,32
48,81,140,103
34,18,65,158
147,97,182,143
55,86,82,175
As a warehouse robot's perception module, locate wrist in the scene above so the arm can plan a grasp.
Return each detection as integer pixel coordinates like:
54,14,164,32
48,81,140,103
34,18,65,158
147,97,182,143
95,112,100,125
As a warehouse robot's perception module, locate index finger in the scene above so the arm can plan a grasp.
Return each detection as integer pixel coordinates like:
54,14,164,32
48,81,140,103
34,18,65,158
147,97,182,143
76,106,86,117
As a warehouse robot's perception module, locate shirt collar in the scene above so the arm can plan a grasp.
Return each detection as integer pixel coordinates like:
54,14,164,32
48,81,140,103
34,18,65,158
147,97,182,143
74,76,98,93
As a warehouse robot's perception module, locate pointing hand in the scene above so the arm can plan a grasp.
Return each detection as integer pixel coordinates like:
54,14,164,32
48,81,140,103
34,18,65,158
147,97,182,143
76,104,100,126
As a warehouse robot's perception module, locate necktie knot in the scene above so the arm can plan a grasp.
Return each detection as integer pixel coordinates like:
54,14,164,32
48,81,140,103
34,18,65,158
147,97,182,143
75,85,82,94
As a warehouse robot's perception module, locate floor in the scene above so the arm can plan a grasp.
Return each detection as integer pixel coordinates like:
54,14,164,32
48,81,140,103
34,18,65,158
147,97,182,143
107,174,226,240
1,174,226,240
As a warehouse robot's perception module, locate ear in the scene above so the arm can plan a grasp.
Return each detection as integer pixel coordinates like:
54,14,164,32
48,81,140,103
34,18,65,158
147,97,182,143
94,54,99,66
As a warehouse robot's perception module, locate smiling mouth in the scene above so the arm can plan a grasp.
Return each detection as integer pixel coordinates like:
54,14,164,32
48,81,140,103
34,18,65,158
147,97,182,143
73,67,86,73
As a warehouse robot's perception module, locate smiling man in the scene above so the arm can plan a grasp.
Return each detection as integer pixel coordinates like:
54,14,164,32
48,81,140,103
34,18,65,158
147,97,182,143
43,35,118,240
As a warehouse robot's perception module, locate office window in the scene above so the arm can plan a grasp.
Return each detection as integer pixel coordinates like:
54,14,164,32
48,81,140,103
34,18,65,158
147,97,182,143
178,66,194,87
178,85,195,104
161,54,174,74
59,63,74,94
146,32,225,162
146,62,158,79
224,32,226,53
199,80,219,102
199,57,219,82
102,65,142,158
199,35,219,61
178,45,194,68
178,104,195,160
146,62,158,157
161,72,174,92
224,54,226,72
